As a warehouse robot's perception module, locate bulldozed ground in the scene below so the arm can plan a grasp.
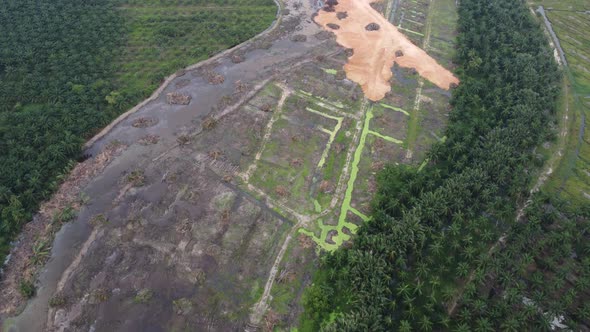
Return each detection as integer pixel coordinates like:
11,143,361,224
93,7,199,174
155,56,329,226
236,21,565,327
1,0,460,330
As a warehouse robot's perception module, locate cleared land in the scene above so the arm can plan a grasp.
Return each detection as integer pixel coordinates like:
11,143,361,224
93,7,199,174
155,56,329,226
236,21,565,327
314,0,458,101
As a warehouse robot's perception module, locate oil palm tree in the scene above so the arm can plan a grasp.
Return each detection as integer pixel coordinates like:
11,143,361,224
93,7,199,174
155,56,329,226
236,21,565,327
418,315,433,331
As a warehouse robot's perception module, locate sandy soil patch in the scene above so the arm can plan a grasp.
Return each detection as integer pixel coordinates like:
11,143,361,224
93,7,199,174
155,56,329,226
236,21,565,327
315,0,459,101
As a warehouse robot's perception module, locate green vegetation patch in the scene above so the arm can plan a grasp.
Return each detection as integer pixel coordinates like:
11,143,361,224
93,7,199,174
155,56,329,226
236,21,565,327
322,68,338,75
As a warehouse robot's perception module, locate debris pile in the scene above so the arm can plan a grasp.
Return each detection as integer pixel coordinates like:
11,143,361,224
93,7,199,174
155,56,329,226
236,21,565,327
205,70,225,85
202,116,217,130
138,134,160,145
231,54,245,63
175,79,191,88
132,117,157,128
275,186,289,197
234,80,249,93
365,22,380,31
337,11,348,19
291,34,307,42
166,92,191,105
327,23,340,30
324,0,338,12
260,103,273,112
314,30,334,40
319,180,333,193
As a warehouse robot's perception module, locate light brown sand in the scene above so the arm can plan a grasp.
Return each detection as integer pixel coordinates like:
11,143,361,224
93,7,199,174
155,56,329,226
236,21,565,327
315,0,459,101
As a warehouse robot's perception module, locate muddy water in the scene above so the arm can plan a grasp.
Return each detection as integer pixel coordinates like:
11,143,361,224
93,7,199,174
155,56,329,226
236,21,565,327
6,0,328,330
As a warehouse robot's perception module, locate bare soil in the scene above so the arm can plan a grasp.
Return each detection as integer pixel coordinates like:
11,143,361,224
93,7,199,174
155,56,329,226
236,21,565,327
314,0,459,101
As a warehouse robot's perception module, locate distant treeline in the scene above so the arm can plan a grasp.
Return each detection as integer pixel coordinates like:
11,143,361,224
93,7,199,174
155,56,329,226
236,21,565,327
301,0,590,330
0,0,275,262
